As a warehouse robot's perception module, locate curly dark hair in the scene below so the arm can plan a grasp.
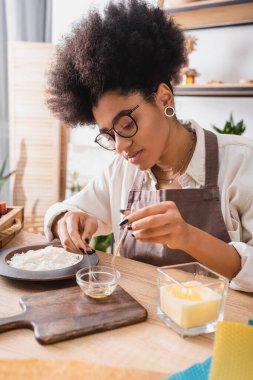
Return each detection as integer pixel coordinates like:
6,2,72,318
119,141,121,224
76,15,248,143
46,0,186,127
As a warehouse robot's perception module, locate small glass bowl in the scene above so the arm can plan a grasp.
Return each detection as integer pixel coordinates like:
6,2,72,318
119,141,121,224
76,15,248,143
76,266,120,299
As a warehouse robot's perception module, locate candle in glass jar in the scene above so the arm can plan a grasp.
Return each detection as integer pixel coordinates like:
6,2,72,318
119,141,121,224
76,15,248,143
160,281,222,328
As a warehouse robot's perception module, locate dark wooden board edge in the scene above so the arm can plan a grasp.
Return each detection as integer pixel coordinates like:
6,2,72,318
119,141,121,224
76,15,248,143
37,307,148,345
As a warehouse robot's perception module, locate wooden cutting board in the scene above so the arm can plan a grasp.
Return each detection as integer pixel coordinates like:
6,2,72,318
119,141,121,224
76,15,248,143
0,285,147,345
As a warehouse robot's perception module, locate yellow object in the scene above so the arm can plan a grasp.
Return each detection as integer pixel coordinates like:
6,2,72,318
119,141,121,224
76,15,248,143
160,281,222,328
186,75,195,85
209,321,253,380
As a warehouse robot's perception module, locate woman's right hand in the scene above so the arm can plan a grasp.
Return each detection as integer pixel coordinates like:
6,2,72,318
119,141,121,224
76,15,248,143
52,210,98,254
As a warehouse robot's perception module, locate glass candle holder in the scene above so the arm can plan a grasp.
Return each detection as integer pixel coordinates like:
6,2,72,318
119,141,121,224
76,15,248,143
157,262,229,336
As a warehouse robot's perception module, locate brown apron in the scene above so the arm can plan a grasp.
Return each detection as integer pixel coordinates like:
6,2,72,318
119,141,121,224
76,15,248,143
120,129,231,266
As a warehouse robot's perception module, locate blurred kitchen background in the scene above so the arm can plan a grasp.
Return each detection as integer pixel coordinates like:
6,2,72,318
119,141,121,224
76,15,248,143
0,0,253,236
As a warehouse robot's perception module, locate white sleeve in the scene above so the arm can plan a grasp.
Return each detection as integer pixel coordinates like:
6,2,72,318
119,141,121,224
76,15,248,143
44,165,113,241
229,194,253,292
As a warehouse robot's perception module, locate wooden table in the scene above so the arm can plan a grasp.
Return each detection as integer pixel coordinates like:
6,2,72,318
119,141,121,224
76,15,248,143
0,231,252,377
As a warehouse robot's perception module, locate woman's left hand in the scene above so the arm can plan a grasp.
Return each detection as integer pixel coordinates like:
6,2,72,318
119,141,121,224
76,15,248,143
124,201,191,251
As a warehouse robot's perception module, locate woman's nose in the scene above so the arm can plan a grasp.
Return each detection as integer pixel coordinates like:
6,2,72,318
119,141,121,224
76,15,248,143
115,135,132,154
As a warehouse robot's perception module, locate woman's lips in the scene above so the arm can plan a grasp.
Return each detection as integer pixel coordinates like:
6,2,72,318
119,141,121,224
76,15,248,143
125,150,143,164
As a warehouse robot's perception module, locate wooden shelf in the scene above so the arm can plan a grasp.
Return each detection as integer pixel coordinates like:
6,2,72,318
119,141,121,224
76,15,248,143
175,83,253,96
161,0,253,30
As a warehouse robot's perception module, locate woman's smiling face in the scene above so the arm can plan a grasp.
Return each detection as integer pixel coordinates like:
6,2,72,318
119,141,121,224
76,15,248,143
92,88,173,171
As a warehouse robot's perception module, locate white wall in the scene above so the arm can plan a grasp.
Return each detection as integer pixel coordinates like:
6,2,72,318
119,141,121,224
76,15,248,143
188,25,253,83
52,0,157,42
176,25,253,138
52,0,110,43
52,0,253,189
176,97,253,136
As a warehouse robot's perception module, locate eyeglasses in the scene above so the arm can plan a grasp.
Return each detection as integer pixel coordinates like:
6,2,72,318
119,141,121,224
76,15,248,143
94,93,154,151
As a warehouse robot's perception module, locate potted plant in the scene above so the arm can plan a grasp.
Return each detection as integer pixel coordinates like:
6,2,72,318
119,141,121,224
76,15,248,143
0,157,16,215
0,158,24,248
68,171,83,195
92,234,113,253
0,158,16,192
212,114,246,135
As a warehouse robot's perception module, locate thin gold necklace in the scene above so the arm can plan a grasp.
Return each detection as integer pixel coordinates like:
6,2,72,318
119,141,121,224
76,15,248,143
155,130,196,184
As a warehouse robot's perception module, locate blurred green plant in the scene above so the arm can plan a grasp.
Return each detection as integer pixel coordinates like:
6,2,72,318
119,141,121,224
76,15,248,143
0,157,15,192
69,171,83,195
212,114,246,135
92,234,113,253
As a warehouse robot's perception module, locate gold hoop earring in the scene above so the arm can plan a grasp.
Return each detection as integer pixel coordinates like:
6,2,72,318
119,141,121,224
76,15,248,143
164,106,175,118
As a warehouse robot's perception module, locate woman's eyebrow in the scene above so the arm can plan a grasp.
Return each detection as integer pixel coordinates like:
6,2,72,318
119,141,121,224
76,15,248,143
99,127,113,133
99,108,132,133
112,108,132,123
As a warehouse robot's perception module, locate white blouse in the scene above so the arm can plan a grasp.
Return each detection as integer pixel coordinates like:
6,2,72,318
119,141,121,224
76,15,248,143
44,121,253,292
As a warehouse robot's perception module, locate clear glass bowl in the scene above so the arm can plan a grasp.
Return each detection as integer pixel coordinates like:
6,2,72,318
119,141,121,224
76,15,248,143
76,266,120,299
157,262,229,336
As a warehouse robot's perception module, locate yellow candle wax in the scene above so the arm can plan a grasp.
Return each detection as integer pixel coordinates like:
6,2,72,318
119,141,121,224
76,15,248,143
160,281,222,328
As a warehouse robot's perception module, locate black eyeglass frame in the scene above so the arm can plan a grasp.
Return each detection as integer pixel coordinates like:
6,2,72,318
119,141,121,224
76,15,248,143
94,93,154,151
94,105,139,151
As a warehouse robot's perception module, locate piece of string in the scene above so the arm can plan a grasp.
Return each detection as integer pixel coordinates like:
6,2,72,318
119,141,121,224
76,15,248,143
79,248,97,283
112,225,128,266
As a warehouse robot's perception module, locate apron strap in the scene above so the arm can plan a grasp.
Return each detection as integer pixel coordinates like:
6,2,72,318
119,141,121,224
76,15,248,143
204,129,219,187
130,170,145,192
125,170,145,210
